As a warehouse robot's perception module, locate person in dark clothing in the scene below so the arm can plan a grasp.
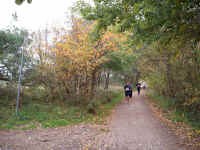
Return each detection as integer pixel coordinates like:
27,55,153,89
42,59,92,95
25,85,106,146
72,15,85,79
136,82,141,95
124,82,132,103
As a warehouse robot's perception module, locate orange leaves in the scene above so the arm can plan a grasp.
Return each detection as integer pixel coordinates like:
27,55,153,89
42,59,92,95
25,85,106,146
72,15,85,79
100,31,127,52
32,18,129,98
51,18,126,81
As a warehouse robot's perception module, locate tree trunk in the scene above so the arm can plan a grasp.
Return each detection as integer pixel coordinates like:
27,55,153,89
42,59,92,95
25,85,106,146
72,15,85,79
97,72,101,87
90,70,97,97
135,71,140,83
104,72,110,89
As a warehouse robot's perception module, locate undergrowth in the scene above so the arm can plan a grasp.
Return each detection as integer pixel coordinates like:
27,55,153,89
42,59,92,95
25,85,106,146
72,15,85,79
0,89,123,129
148,92,200,130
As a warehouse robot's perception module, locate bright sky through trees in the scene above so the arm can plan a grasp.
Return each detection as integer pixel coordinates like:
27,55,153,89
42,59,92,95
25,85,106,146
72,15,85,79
0,0,87,31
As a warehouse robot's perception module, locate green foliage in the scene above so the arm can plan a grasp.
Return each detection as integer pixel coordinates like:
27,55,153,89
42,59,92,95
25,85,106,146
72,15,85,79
76,0,200,43
148,92,200,130
0,30,23,54
141,40,200,117
42,119,70,128
0,88,123,129
103,50,135,73
145,72,166,95
0,28,30,81
86,89,122,114
87,99,100,114
0,85,17,106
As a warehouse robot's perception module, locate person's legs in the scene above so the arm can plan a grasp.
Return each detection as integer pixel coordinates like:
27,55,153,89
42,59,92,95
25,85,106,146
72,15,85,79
127,96,130,103
137,88,140,95
125,92,129,102
129,91,132,102
127,92,130,103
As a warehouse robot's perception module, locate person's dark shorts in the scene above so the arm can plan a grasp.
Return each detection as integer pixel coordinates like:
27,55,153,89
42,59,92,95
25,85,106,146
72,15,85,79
125,91,132,97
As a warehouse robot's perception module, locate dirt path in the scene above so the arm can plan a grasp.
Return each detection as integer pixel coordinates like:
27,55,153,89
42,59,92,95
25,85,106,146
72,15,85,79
88,92,185,150
0,92,186,150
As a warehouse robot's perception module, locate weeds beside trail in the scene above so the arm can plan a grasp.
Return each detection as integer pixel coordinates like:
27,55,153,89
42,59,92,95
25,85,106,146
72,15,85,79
0,89,123,130
0,92,189,150
147,92,200,148
147,92,200,130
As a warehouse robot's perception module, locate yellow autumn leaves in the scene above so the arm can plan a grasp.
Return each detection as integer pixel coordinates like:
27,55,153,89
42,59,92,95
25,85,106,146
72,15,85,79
52,18,123,80
33,18,127,98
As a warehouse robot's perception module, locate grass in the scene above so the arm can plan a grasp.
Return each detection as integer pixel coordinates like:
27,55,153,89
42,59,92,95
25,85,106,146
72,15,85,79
148,92,200,130
93,91,123,123
0,90,123,130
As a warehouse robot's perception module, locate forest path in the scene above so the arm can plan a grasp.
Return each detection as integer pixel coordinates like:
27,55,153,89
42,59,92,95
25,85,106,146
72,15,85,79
90,92,185,150
0,92,186,150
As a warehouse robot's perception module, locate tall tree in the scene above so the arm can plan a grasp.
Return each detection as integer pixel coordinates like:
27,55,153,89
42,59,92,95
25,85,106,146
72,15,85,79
0,28,27,81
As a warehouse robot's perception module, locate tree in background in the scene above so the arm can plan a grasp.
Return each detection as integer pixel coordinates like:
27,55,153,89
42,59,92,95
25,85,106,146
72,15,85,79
29,18,126,104
0,27,33,83
76,0,200,118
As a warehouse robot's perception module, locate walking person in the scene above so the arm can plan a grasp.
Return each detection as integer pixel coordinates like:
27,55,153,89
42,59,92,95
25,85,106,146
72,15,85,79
124,82,132,103
136,82,141,95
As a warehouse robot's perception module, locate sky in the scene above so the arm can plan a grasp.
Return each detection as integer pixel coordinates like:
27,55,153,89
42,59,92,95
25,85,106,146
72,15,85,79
0,0,89,31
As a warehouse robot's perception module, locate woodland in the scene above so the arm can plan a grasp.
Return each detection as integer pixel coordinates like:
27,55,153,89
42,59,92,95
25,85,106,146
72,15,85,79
0,0,199,130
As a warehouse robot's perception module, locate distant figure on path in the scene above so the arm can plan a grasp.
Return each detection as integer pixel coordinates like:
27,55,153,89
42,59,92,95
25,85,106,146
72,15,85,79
136,82,141,95
124,82,132,103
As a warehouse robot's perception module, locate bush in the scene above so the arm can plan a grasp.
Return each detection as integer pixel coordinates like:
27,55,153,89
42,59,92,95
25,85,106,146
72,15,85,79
87,99,100,114
0,85,17,107
148,92,200,130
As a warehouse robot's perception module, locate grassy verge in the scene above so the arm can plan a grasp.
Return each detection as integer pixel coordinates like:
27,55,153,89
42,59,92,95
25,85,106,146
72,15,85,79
0,90,123,130
92,91,123,124
147,92,200,130
147,92,200,148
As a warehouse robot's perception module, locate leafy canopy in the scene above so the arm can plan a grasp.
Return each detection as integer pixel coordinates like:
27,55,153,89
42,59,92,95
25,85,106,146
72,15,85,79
77,0,200,44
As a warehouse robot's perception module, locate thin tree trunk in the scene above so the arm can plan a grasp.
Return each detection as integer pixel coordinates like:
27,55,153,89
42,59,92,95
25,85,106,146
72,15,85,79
97,72,101,87
104,72,110,89
91,70,97,97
